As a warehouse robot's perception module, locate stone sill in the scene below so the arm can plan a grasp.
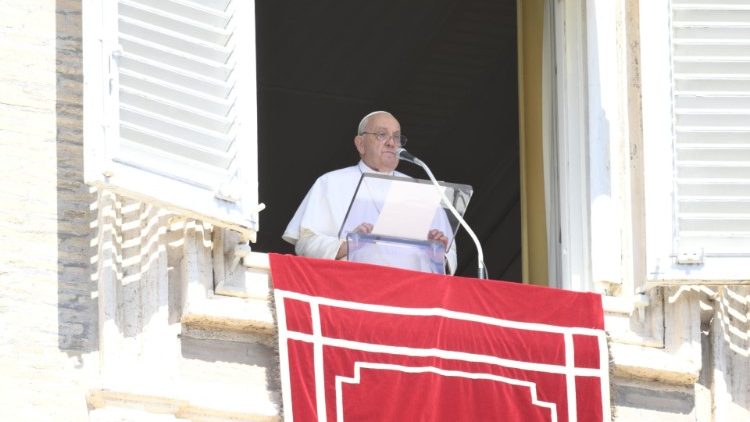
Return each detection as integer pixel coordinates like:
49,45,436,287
182,294,274,335
609,342,700,386
603,291,702,386
88,389,279,421
182,252,274,335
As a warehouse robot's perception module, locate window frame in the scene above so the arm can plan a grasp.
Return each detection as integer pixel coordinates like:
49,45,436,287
546,0,750,293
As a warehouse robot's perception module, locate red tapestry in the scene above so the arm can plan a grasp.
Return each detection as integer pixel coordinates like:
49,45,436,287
269,254,609,422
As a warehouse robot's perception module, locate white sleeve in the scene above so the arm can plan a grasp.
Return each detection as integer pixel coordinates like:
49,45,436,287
294,228,345,260
446,241,457,275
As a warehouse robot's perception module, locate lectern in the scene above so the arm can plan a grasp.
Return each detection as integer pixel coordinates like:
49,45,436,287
339,174,473,274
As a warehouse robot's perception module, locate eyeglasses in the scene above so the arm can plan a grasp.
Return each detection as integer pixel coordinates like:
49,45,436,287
360,131,407,147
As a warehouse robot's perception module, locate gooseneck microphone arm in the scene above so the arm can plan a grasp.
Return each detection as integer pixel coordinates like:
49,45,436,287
397,147,488,279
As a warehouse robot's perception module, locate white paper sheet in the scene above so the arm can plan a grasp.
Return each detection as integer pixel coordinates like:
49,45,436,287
372,180,445,240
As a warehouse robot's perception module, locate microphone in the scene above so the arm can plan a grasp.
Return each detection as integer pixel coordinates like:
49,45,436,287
396,147,419,164
397,147,488,279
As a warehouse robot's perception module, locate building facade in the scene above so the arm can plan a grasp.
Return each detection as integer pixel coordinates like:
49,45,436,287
0,0,748,420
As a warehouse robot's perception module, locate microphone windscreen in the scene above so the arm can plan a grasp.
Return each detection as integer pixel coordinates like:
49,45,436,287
397,147,418,163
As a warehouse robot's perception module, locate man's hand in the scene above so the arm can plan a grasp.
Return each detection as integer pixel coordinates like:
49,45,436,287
337,223,374,259
353,223,373,233
427,229,449,249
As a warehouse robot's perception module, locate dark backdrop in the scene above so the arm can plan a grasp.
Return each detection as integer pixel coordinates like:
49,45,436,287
254,0,521,281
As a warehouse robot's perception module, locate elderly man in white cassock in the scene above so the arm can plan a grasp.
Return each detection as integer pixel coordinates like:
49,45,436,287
282,110,457,274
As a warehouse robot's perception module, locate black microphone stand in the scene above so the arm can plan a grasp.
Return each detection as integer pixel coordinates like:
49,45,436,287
397,148,488,279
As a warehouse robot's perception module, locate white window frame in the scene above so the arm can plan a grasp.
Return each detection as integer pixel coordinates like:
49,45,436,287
547,0,627,294
545,0,669,352
544,0,591,292
543,0,724,372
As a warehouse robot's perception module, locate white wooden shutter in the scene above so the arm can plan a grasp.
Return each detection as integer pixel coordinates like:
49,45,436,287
83,0,260,239
668,0,750,276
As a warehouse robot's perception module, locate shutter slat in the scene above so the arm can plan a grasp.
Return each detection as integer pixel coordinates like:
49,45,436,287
677,142,750,153
120,106,235,152
120,0,231,43
675,44,750,56
120,122,235,168
119,54,232,97
676,95,750,109
681,198,750,214
676,78,750,92
120,87,234,132
677,181,750,196
119,70,233,111
677,130,750,144
676,113,750,127
675,26,750,39
681,211,750,231
119,17,231,62
135,0,232,25
674,9,750,24
115,140,228,188
679,164,750,178
675,61,750,75
120,36,232,80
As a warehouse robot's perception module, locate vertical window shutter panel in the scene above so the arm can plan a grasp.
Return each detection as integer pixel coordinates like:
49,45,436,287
672,1,750,254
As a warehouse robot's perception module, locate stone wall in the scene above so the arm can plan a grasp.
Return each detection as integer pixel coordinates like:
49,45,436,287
0,1,281,419
0,0,97,419
610,286,750,421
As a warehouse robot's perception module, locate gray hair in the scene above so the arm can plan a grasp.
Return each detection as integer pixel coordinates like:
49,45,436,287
357,111,394,135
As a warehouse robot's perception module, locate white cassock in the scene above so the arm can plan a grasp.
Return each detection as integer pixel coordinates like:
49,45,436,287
282,160,457,274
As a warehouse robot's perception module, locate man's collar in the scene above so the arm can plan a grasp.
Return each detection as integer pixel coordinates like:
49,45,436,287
358,160,395,176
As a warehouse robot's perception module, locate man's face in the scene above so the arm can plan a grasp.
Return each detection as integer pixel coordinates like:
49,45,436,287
354,113,401,173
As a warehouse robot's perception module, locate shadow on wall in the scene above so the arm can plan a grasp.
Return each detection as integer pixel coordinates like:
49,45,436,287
56,0,99,359
55,0,174,356
55,0,176,358
710,286,750,412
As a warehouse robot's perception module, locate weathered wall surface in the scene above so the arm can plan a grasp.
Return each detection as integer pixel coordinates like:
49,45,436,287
88,194,279,420
0,1,281,419
0,0,97,420
610,286,750,421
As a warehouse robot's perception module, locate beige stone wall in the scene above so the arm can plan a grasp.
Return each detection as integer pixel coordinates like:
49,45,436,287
0,0,97,420
0,1,280,419
610,286,750,421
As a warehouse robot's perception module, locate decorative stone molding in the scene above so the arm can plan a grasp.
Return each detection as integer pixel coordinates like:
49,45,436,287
89,192,280,420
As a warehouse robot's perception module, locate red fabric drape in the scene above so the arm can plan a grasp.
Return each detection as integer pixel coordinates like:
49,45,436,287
270,254,608,422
